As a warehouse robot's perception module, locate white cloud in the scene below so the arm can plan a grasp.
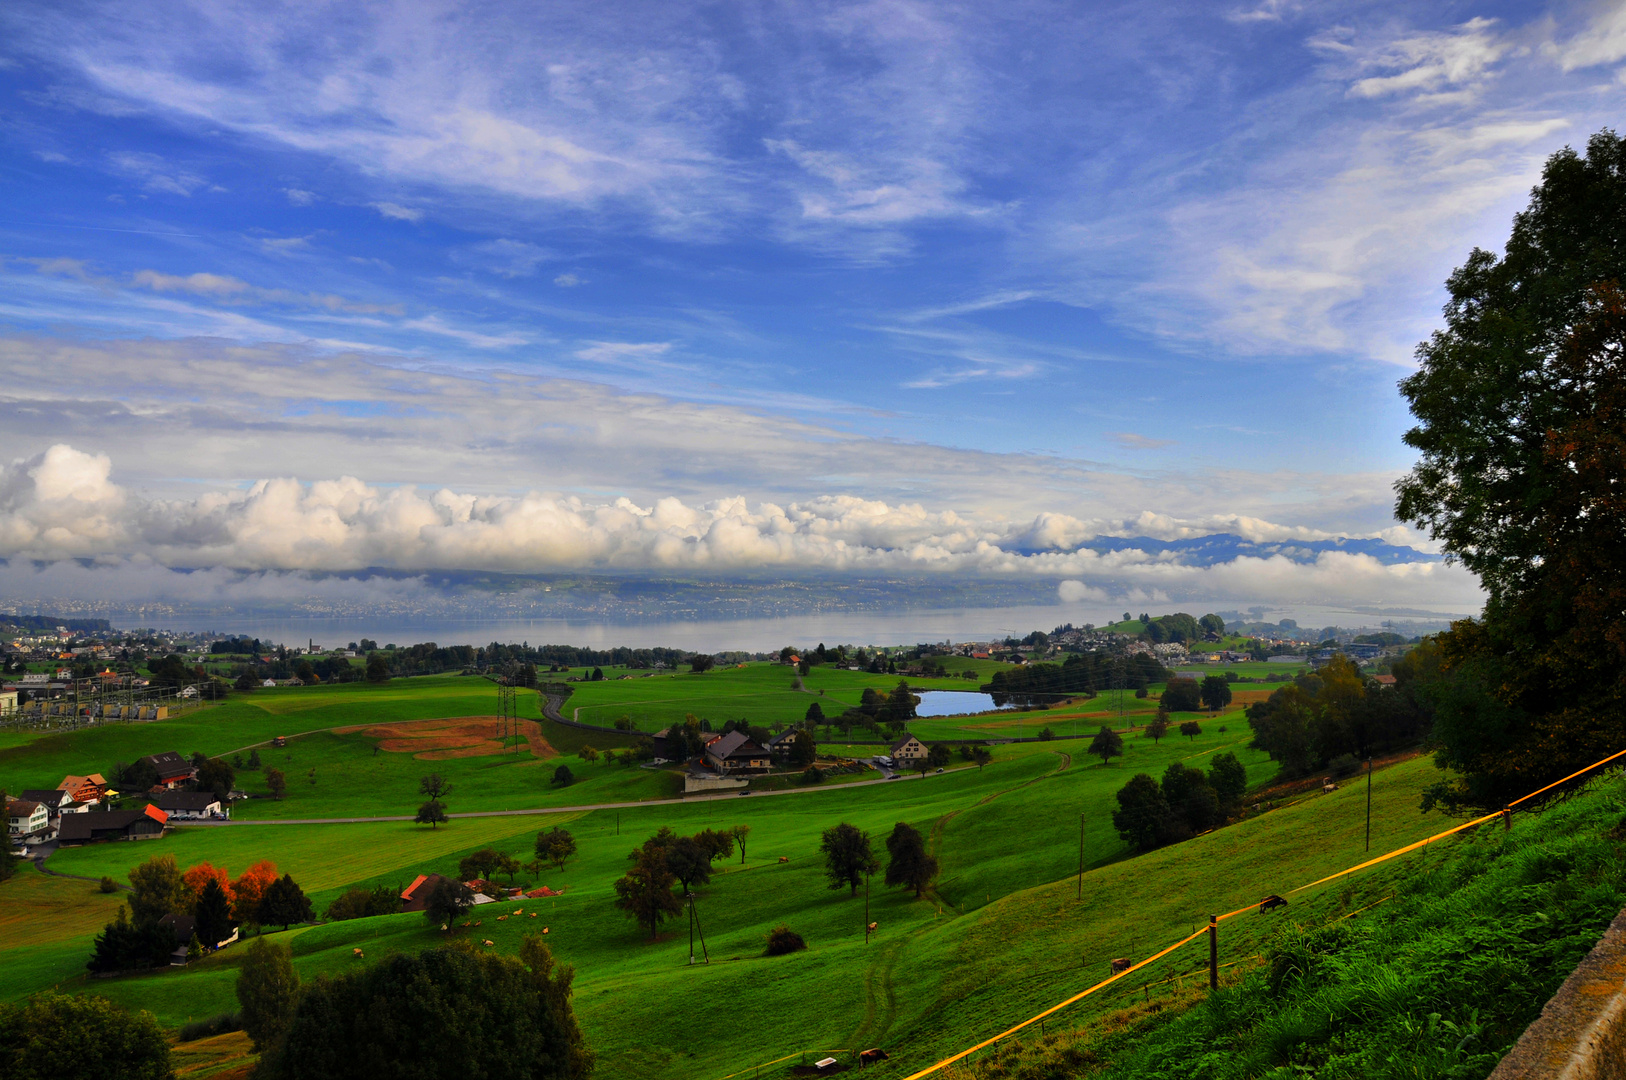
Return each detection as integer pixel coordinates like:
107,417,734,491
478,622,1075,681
455,239,552,278
372,202,424,222
1107,432,1175,450
574,341,672,365
0,444,1480,616
284,187,317,205
553,272,582,287
107,150,206,195
1346,18,1509,100
127,268,402,314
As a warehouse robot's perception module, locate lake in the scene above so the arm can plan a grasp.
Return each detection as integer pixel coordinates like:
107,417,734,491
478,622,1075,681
913,690,1013,717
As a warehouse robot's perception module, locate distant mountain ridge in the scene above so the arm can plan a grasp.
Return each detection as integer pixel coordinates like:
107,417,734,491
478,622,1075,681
1016,533,1440,567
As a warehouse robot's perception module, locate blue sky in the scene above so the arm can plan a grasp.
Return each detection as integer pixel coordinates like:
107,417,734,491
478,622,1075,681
0,0,1621,614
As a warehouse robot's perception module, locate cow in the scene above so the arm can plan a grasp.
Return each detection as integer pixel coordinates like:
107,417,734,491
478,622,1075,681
483,939,495,946
1259,894,1288,913
352,948,363,957
778,856,790,863
867,921,879,933
859,1049,889,1067
497,915,508,921
1109,958,1132,975
1322,778,1338,792
542,927,550,934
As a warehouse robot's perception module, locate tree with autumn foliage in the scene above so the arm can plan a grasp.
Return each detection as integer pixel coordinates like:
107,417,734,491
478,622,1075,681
232,860,279,923
182,862,234,906
1397,130,1626,811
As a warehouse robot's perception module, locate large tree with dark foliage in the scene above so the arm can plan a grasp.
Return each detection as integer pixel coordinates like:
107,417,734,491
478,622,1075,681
1396,130,1626,812
257,939,591,1080
985,652,1171,707
819,822,880,896
0,992,171,1080
883,822,938,898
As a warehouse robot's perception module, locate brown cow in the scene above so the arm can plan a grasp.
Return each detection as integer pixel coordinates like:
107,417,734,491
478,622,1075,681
1109,957,1132,974
867,921,879,933
778,856,790,863
860,1049,889,1066
1259,894,1288,912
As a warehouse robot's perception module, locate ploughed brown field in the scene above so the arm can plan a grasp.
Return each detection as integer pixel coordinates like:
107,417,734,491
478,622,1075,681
333,717,558,760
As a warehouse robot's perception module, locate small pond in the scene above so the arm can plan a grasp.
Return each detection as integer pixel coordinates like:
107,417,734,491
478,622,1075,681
913,690,1016,717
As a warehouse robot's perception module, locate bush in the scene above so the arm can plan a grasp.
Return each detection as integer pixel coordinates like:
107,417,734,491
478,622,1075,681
1329,753,1362,778
764,925,807,956
98,876,118,894
801,765,825,784
178,1012,242,1042
1038,727,1055,741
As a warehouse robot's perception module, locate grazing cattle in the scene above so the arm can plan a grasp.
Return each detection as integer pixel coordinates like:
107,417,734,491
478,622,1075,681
859,1049,889,1066
1109,958,1132,975
778,856,790,863
483,939,495,946
530,913,539,918
1259,894,1287,913
352,948,363,957
497,915,508,921
867,922,878,933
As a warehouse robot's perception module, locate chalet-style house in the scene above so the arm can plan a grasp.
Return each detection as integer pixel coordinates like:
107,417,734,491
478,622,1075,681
399,873,454,913
58,804,169,845
56,773,108,803
151,791,225,820
159,912,238,961
889,734,929,766
7,799,49,843
142,752,197,789
19,788,88,823
704,731,773,775
765,729,804,759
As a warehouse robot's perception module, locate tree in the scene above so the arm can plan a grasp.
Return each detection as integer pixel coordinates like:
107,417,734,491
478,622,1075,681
819,823,879,896
696,827,735,863
258,874,313,931
194,757,235,799
1163,762,1220,835
127,854,188,927
323,885,398,922
182,861,233,905
535,826,577,872
1089,725,1124,765
689,655,715,673
1179,721,1202,741
415,800,448,829
613,847,683,939
731,824,751,864
1146,709,1169,744
231,860,278,923
578,745,598,765
1209,752,1247,811
789,729,816,768
365,653,390,683
1112,774,1175,852
552,764,575,786
248,749,262,770
972,746,993,770
418,773,452,802
237,936,300,1052
1162,678,1201,712
264,768,287,800
193,876,233,948
458,848,501,883
1392,131,1626,811
805,701,824,724
423,878,475,926
1199,675,1233,714
927,743,952,769
1037,727,1055,741
0,992,171,1080
234,671,259,692
259,942,590,1080
664,836,713,895
87,905,174,973
883,822,938,898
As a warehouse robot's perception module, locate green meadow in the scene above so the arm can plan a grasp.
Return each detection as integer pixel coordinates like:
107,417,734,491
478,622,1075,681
2,664,1592,1080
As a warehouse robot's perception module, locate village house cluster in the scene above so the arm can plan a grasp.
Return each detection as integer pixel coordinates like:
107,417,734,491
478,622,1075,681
5,748,233,853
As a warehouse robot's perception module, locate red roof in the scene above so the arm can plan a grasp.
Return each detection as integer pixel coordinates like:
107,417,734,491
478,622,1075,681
401,873,428,901
143,804,169,825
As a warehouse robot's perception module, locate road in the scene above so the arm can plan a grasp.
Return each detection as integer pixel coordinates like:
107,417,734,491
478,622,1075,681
188,758,953,827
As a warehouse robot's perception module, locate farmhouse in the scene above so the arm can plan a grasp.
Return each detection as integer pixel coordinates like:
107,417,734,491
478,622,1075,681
151,790,226,819
142,751,197,788
764,728,802,759
57,804,169,845
18,788,88,822
399,873,454,913
6,799,49,842
56,773,108,803
889,734,929,766
704,731,772,775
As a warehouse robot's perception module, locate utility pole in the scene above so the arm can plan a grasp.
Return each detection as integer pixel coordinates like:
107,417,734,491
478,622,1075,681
1208,915,1218,990
864,873,871,944
1077,814,1085,900
1365,758,1373,852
